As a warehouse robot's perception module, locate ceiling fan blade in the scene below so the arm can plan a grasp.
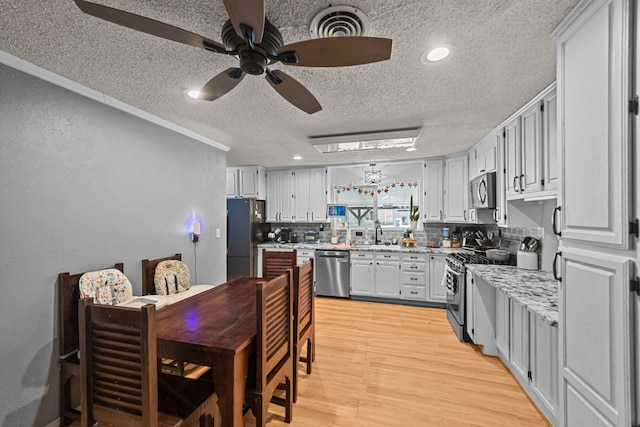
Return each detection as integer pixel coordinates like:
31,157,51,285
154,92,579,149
222,0,265,44
277,37,393,67
198,68,246,101
73,0,227,53
265,70,322,115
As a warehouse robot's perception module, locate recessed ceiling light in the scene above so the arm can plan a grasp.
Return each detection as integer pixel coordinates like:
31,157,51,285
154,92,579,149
421,46,451,64
186,90,200,99
406,147,417,152
293,155,302,160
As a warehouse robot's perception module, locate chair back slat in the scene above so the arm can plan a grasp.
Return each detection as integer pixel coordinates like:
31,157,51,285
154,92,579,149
294,260,314,337
263,251,297,280
256,271,293,389
80,299,158,427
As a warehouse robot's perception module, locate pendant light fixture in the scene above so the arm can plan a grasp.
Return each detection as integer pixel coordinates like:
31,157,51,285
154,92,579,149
364,163,382,184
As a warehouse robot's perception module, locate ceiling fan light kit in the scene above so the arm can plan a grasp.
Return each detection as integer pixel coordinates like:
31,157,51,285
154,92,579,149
72,0,392,114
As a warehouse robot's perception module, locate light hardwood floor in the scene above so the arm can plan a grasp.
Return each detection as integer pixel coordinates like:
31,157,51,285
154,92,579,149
68,297,550,426
244,297,550,427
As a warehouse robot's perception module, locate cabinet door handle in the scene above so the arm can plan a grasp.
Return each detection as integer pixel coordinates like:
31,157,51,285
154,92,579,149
493,208,498,222
410,291,418,294
519,174,524,192
513,176,519,192
552,206,562,236
311,212,314,221
439,210,443,220
463,210,467,221
410,266,418,269
553,252,562,282
410,277,418,281
306,212,309,221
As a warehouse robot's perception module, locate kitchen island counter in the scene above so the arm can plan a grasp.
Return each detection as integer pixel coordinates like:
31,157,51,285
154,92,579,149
465,264,558,325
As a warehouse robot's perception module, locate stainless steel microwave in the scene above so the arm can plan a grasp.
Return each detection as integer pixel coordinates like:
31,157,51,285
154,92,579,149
469,172,496,209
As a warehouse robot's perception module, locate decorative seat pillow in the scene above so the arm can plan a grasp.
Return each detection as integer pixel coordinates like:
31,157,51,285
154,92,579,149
154,260,191,296
79,268,133,305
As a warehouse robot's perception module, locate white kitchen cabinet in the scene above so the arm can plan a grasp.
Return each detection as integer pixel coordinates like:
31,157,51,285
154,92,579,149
400,253,428,301
505,103,543,199
293,167,327,223
466,273,498,356
541,88,558,192
266,169,293,222
423,159,444,222
226,166,266,198
465,272,475,341
443,154,469,222
530,314,559,425
469,133,497,179
496,289,510,360
350,251,375,296
557,248,632,427
553,1,635,426
375,252,401,298
555,0,632,249
509,299,530,383
427,254,447,302
494,129,508,226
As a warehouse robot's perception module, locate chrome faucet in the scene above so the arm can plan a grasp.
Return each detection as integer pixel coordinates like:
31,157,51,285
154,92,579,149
375,223,383,245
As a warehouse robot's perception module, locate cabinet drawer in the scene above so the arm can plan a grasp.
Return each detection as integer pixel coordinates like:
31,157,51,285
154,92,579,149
377,252,400,261
401,262,426,272
401,285,426,300
297,250,315,258
402,271,426,286
351,251,374,260
402,254,427,263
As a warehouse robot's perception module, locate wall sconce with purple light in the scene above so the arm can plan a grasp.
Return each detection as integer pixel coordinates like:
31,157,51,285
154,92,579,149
185,215,203,243
192,221,201,243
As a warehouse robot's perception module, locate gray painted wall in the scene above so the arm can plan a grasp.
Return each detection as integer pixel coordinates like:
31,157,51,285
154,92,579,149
0,63,227,426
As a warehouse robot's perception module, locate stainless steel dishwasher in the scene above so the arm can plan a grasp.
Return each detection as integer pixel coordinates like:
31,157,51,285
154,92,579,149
315,249,350,298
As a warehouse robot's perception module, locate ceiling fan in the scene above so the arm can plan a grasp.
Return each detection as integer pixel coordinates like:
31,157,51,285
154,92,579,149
73,0,393,114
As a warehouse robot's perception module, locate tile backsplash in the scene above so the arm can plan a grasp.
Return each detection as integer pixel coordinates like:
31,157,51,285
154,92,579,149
267,222,543,248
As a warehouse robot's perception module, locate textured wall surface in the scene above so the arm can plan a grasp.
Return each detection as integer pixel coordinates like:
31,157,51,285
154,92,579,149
0,63,227,426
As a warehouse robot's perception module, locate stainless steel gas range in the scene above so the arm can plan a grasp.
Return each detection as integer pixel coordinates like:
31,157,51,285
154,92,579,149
445,250,513,342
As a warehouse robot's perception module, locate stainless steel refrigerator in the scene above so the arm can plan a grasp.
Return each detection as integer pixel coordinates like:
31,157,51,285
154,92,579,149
227,198,266,280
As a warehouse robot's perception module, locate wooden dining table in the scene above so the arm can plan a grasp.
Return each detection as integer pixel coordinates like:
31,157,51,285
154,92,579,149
155,276,262,427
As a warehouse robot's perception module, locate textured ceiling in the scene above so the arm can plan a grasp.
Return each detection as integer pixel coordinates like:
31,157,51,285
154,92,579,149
0,0,578,168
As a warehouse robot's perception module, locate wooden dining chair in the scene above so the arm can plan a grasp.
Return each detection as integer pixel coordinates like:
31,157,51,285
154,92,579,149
262,250,297,280
292,259,315,403
246,271,294,426
78,298,218,427
57,263,124,426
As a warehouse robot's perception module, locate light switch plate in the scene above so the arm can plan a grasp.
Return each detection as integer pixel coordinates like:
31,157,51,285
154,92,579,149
216,228,221,238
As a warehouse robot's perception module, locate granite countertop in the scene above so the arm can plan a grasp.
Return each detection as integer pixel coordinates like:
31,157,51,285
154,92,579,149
465,264,559,325
258,242,463,255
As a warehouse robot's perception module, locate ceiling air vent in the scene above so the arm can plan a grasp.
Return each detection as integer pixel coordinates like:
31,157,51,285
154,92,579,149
309,5,371,38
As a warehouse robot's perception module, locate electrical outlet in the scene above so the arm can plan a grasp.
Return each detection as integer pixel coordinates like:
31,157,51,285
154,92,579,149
216,228,221,238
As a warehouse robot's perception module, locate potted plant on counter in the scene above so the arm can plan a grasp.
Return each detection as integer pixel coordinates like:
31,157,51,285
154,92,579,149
409,195,419,230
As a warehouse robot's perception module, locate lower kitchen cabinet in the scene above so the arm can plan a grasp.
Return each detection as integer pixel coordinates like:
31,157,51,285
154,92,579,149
530,314,559,425
375,252,401,298
504,297,558,426
509,299,530,383
350,251,375,296
400,253,427,301
428,254,447,302
496,289,510,359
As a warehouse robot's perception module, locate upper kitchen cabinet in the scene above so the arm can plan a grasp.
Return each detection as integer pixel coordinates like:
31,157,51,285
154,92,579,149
504,84,557,201
266,169,294,222
554,0,632,249
469,133,497,179
226,166,266,198
423,159,444,222
293,167,328,222
444,154,469,222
